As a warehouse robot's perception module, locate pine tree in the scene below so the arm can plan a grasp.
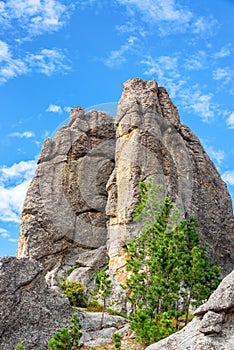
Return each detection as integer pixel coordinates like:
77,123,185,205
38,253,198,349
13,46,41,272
124,178,221,345
94,269,112,329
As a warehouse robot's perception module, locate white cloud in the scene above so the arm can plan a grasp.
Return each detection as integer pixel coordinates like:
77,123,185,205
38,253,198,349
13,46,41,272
141,55,185,98
8,238,18,243
183,51,207,71
222,171,234,186
117,0,192,23
204,145,225,166
26,48,71,76
212,67,233,85
46,104,62,113
213,45,232,59
103,36,137,68
9,131,35,138
226,112,234,129
0,40,10,62
0,0,69,38
192,16,218,36
64,106,72,113
0,228,10,238
0,45,70,84
178,85,216,122
0,160,37,223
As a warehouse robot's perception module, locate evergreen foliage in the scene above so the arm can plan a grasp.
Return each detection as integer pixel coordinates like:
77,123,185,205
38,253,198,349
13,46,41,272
48,313,82,350
15,344,25,350
60,280,88,308
93,268,112,329
124,178,221,345
113,332,121,349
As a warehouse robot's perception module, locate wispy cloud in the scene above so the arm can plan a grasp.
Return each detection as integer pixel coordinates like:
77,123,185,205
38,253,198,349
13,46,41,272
192,16,218,36
203,144,225,167
117,0,192,24
183,51,207,71
9,131,35,138
212,67,233,85
46,104,71,113
46,104,62,113
1,160,36,180
0,160,37,223
213,44,232,59
179,85,216,122
222,170,234,186
0,0,70,39
0,228,10,238
26,48,71,75
0,43,70,84
226,112,234,129
103,36,137,68
141,55,186,98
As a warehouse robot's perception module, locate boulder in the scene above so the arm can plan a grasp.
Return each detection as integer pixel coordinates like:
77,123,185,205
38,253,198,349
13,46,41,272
0,256,74,350
145,269,234,350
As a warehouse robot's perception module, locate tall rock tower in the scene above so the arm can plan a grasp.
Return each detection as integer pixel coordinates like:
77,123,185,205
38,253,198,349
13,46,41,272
17,79,234,301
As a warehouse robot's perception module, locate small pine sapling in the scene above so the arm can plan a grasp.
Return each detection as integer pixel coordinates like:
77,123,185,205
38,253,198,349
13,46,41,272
94,269,112,329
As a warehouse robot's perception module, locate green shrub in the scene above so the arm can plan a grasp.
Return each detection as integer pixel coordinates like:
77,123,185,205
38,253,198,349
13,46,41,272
48,328,72,350
61,280,88,307
15,344,25,350
113,332,121,349
48,313,82,350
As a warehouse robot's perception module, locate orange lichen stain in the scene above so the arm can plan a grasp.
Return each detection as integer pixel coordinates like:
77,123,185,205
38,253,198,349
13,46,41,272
21,212,33,221
109,252,130,284
126,129,137,140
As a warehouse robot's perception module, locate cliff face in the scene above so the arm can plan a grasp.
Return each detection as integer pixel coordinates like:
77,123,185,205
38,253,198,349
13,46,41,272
17,78,234,294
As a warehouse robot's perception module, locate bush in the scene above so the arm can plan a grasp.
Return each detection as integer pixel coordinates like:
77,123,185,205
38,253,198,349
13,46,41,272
61,280,88,308
113,332,121,349
15,344,25,350
48,313,82,350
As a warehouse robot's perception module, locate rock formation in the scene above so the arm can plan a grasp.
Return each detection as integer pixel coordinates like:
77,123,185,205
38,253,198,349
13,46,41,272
107,79,234,307
0,256,74,350
0,256,128,349
17,78,234,297
17,108,115,289
0,77,232,349
145,268,234,350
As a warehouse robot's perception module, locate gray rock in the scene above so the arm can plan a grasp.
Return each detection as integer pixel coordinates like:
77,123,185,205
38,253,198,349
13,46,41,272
145,269,234,350
200,311,225,334
16,77,234,313
79,311,128,346
17,108,115,287
194,269,234,315
107,78,234,305
0,256,74,350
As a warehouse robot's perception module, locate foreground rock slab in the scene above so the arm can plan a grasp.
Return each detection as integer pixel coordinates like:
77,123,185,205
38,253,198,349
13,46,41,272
145,269,234,350
0,256,74,350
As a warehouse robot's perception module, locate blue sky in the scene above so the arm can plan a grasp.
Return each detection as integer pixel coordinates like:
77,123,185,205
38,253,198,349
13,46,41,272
0,0,234,256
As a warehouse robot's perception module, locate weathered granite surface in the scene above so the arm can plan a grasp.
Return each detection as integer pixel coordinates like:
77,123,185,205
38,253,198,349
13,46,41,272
0,256,74,350
145,269,234,350
0,256,128,350
17,108,115,288
17,78,234,296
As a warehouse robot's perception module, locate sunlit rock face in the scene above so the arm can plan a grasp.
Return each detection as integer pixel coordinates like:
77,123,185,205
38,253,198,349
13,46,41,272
17,108,115,288
107,78,234,303
17,78,234,299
